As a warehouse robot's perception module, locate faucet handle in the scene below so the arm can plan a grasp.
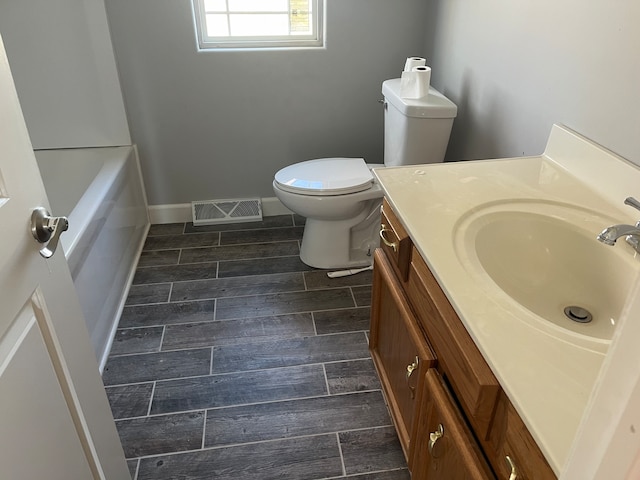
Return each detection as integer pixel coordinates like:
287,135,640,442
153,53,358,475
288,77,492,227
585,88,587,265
623,197,640,251
624,197,640,212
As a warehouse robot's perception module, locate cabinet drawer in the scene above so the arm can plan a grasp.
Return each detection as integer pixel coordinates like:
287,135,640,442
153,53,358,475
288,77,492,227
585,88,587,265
407,247,500,438
487,392,556,480
369,249,436,461
411,369,495,480
380,198,412,280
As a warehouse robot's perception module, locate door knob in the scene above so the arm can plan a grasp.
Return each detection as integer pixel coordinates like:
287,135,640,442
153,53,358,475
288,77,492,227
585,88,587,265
31,207,68,258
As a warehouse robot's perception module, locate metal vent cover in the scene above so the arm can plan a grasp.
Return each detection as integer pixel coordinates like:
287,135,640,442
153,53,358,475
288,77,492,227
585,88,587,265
192,198,262,225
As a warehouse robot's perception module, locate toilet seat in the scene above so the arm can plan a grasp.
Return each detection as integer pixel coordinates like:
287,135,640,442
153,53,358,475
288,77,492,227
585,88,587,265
274,158,373,196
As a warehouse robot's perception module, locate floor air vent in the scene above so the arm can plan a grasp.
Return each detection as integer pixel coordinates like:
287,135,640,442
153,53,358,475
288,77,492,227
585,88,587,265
191,198,262,225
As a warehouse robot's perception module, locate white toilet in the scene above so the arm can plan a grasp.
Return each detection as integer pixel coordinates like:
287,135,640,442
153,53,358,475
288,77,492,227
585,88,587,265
273,78,457,269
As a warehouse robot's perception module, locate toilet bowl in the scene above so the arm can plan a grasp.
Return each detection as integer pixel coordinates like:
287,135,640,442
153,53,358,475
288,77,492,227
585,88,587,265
273,78,458,269
273,157,384,269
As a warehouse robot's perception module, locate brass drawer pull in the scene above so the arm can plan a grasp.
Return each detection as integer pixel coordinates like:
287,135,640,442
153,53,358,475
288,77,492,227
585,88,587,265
406,356,419,398
379,224,398,252
428,423,444,458
505,455,518,480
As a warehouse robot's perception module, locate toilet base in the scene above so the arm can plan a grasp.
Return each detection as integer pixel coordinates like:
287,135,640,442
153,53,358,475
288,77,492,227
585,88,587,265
299,199,382,269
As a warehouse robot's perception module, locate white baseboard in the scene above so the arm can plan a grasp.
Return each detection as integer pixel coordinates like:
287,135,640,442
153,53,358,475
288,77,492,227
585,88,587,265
148,197,292,224
261,197,294,216
148,203,191,224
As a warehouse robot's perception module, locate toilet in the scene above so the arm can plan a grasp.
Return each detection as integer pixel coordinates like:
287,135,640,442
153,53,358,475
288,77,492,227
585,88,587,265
273,78,457,269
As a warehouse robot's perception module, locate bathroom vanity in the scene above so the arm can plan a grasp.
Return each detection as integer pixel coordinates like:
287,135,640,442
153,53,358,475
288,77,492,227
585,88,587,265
371,199,554,479
369,125,640,478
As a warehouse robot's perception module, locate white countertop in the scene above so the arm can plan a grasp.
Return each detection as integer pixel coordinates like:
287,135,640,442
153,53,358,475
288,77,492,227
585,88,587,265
373,125,640,474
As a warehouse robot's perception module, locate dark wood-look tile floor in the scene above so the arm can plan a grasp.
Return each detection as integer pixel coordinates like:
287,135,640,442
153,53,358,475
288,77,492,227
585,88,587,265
103,215,409,480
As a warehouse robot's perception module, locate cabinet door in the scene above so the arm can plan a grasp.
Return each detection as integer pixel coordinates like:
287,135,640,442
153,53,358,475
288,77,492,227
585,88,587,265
412,369,495,480
487,392,556,480
370,249,435,461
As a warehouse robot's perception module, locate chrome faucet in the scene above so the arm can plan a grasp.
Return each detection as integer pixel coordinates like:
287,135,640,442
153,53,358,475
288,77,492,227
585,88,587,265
597,197,640,253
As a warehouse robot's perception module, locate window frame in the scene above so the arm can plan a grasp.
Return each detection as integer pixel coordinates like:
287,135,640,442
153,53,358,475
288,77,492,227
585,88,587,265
191,0,324,51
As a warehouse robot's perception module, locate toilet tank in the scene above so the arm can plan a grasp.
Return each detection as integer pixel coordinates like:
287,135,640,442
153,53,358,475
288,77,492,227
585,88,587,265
382,78,457,167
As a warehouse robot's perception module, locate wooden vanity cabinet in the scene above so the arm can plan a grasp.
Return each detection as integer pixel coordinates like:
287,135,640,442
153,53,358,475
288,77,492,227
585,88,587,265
371,199,557,479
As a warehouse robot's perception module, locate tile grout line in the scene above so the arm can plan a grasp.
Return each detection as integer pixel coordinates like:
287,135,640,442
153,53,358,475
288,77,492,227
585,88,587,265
322,468,409,480
211,285,359,303
179,390,387,416
129,273,316,292
144,229,304,247
218,255,311,269
146,382,157,417
348,287,358,309
179,254,304,267
114,311,369,332
130,274,371,296
335,432,347,477
132,458,139,480
201,410,208,450
158,325,167,352
321,363,331,395
122,297,213,310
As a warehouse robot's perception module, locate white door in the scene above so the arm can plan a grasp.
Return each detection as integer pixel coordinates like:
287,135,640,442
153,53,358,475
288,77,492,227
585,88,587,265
0,36,129,479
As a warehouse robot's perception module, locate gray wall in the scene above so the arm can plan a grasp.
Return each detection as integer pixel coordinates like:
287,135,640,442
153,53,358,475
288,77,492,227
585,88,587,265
105,0,429,206
0,0,130,149
424,0,640,167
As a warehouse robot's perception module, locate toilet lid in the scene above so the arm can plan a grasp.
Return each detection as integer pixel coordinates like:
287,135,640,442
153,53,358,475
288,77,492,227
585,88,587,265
275,158,373,195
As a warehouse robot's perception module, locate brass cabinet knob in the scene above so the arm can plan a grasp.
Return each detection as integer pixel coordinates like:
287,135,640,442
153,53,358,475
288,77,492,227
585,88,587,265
379,224,398,252
405,356,419,398
505,455,518,480
428,423,444,458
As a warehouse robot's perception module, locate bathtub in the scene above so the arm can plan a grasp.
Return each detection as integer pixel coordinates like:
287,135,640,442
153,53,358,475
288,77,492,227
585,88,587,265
35,146,149,370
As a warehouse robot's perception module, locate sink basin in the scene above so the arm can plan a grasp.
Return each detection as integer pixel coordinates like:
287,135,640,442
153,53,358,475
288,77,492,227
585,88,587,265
454,201,640,351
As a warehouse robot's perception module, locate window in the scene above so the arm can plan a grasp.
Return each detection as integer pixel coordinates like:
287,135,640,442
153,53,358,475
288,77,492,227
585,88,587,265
192,0,324,50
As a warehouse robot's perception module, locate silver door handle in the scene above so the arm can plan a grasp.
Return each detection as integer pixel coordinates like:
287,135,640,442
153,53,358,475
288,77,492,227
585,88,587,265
31,207,68,258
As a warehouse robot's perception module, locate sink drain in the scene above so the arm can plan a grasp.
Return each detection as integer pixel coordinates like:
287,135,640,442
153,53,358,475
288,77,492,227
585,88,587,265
564,306,593,324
